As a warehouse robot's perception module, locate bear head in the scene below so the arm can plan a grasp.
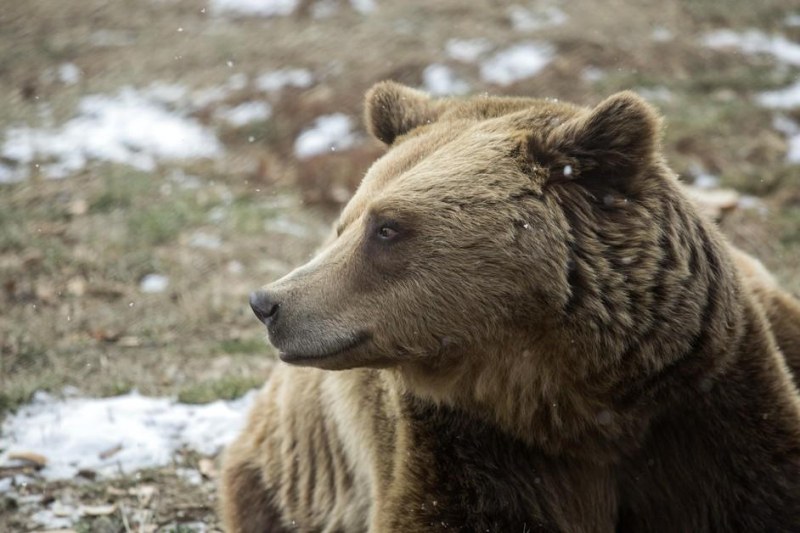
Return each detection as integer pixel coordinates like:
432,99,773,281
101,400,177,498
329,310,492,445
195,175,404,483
251,82,738,450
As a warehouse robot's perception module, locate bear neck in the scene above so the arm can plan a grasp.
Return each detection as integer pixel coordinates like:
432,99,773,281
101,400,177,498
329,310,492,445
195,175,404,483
394,191,751,459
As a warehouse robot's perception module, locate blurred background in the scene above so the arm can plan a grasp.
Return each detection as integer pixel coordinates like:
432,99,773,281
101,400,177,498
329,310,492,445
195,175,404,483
1,0,799,530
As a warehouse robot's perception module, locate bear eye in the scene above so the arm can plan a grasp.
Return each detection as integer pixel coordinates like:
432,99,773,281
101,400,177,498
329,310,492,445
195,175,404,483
376,225,399,241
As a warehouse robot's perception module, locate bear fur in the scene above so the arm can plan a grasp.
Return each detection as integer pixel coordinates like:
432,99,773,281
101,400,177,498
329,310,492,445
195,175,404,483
220,83,800,532
731,247,800,377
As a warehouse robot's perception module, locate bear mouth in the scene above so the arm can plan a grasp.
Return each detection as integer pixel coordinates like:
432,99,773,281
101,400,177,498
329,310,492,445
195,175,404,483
278,331,371,366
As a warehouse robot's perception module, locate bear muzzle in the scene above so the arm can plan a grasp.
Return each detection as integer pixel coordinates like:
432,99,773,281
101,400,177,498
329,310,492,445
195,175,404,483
249,290,280,326
248,287,373,368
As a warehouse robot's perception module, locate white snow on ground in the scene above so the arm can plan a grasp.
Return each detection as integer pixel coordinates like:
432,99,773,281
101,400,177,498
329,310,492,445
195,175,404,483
310,0,339,18
211,0,374,17
480,42,554,86
189,231,223,249
256,68,314,92
758,80,800,109
651,26,674,42
722,29,800,161
216,101,272,127
350,0,376,14
210,0,299,17
31,501,82,530
703,29,800,67
507,4,566,32
294,113,358,158
0,390,256,481
785,14,800,27
143,82,189,105
0,164,19,184
691,169,720,189
421,64,470,96
1,88,221,181
57,63,81,85
139,273,169,293
446,38,492,63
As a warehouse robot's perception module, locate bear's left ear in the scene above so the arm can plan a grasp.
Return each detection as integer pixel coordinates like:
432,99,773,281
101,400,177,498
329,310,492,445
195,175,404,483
365,81,442,145
530,91,662,193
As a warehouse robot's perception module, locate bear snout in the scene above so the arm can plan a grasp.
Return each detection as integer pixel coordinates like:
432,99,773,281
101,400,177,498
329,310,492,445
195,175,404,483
249,290,280,326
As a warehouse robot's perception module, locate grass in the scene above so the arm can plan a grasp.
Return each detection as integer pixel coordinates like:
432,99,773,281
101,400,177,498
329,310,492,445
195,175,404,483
90,168,153,213
778,204,800,247
128,201,200,246
0,387,37,417
177,374,265,404
218,337,267,354
680,0,795,27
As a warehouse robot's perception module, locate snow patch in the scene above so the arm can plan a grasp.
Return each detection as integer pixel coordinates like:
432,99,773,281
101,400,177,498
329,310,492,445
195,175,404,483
651,26,673,42
758,80,800,109
210,0,374,17
694,173,720,190
480,42,554,86
0,390,257,480
139,274,169,293
177,467,204,485
210,0,299,17
31,501,81,530
422,64,469,96
738,195,764,211
144,82,189,105
228,260,244,274
310,0,338,18
507,4,566,32
217,101,272,126
703,29,800,66
0,164,22,184
785,14,800,27
350,0,376,14
57,63,81,85
294,113,358,159
1,88,221,180
688,163,721,189
256,68,314,92
189,231,223,249
445,38,492,63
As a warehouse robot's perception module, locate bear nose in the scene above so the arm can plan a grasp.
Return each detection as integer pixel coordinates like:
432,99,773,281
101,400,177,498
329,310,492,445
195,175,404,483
249,290,280,325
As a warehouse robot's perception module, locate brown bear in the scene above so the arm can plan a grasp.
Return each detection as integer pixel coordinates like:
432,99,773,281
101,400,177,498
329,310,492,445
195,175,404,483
220,82,800,532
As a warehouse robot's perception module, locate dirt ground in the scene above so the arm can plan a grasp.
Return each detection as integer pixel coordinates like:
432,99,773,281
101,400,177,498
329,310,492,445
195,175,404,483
1,0,799,531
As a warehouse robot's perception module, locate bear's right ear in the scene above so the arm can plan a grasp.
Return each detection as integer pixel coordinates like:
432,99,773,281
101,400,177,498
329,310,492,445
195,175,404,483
530,91,662,195
365,81,441,145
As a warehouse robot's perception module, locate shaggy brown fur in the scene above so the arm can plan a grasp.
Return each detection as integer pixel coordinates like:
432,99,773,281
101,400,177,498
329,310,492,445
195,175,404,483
221,83,800,532
732,247,800,378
